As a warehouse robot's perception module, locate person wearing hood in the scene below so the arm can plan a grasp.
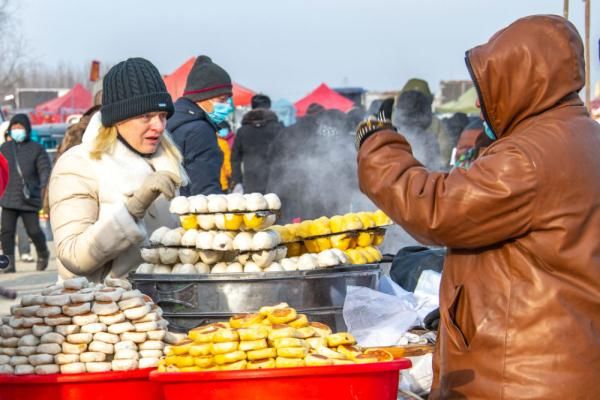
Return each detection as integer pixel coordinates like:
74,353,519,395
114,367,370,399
231,94,283,194
0,114,51,273
49,57,187,282
167,56,234,195
356,15,600,399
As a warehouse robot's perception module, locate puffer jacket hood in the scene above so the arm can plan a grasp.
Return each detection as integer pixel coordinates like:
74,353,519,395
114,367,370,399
241,109,279,127
466,14,585,138
8,113,32,140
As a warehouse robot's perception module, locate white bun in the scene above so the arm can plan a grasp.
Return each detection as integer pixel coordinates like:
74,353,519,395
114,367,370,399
63,277,88,291
9,355,28,366
35,364,60,375
93,332,120,344
124,304,151,321
88,341,114,354
85,362,111,373
210,263,228,274
263,262,284,272
120,290,143,301
138,340,165,350
197,214,216,230
244,193,268,211
104,277,132,290
139,349,163,359
92,301,119,316
213,232,234,251
225,262,243,273
114,341,138,352
22,317,44,328
172,262,198,274
243,262,262,273
98,312,126,325
80,352,106,363
141,248,160,264
44,315,72,327
145,330,166,341
159,248,179,265
44,294,71,307
194,262,211,274
226,193,247,212
28,353,54,366
317,250,339,268
252,250,276,268
55,325,79,336
94,288,124,302
136,263,155,274
149,227,170,245
36,306,62,318
73,313,99,326
62,302,91,317
152,265,172,274
62,342,87,355
298,254,318,271
139,357,159,369
188,195,209,213
37,343,62,355
169,196,190,214
233,232,254,251
120,331,147,344
264,193,282,211
160,229,183,247
111,359,138,371
107,322,135,335
198,250,222,264
80,323,107,334
114,349,139,360
41,332,65,344
118,296,145,311
207,194,228,213
274,246,288,261
20,305,41,317
180,229,199,247
54,353,80,365
280,258,298,271
70,292,95,303
66,333,93,345
16,346,36,356
60,362,86,374
32,324,53,337
15,364,35,375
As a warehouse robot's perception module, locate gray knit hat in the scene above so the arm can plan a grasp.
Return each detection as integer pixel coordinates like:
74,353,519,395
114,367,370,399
183,56,232,102
101,58,174,127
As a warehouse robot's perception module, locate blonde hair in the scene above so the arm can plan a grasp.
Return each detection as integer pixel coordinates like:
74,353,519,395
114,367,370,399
89,124,189,185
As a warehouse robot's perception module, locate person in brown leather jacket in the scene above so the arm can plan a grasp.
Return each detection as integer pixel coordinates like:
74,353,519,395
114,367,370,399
356,15,600,399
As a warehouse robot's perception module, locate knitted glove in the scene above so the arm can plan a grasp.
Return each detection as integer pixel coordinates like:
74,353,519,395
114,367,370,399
126,171,180,219
355,117,396,150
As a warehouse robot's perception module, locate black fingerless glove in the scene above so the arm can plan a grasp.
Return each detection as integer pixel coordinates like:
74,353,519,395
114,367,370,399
355,117,396,150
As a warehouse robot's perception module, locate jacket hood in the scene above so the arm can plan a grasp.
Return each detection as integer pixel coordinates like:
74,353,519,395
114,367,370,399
8,113,32,140
241,109,279,127
466,14,585,138
168,97,216,132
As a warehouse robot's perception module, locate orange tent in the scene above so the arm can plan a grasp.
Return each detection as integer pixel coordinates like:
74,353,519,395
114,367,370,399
294,83,355,117
163,57,256,106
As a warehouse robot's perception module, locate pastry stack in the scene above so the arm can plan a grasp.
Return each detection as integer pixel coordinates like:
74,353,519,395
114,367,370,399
0,277,179,375
158,303,393,372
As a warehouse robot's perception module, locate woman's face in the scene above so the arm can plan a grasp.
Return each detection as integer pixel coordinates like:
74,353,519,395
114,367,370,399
116,112,167,154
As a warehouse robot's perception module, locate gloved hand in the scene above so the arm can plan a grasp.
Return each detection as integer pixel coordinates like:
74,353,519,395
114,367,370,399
126,171,181,219
355,117,396,150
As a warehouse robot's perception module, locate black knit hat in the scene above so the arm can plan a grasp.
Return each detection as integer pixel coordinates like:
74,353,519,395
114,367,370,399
183,56,232,102
101,57,174,127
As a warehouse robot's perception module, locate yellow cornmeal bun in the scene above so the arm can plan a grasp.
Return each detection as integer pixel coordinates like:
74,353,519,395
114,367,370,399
315,346,347,360
246,347,277,361
173,355,195,368
259,303,289,316
277,347,307,358
179,366,202,372
337,345,362,360
267,308,297,324
194,355,215,368
238,326,269,341
332,359,355,365
219,360,247,371
188,344,212,357
326,332,356,347
309,322,332,337
214,350,246,365
170,340,193,356
272,337,304,349
188,326,219,343
305,354,333,367
247,358,276,369
275,357,305,368
287,314,309,329
294,326,316,339
239,339,267,352
212,328,239,343
211,341,239,355
268,325,296,341
229,313,264,329
354,354,379,364
305,337,328,350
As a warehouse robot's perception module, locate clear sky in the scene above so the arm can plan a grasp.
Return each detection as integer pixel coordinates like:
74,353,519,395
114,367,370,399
17,0,600,101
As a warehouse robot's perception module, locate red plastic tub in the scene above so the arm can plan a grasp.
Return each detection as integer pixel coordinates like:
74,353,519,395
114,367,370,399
0,368,160,400
151,359,412,400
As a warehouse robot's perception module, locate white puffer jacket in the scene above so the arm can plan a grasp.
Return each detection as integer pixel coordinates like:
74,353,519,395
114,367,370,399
49,113,182,281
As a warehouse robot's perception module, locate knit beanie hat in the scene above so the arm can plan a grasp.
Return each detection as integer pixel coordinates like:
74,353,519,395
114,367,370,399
101,58,174,127
183,56,232,102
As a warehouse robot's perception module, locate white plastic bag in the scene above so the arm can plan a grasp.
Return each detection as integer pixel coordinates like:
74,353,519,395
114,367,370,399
343,285,419,347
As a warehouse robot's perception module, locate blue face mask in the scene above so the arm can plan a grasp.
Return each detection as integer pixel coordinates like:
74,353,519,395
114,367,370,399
10,129,27,143
483,121,496,141
207,98,234,125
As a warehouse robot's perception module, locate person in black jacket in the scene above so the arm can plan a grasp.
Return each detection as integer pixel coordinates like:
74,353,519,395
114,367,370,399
0,114,51,272
231,94,283,194
167,56,234,195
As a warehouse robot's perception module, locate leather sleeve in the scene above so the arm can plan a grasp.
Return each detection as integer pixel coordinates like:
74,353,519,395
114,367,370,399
357,131,538,249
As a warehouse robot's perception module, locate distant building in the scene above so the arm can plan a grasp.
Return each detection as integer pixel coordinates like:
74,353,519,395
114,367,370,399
438,80,473,105
333,87,366,107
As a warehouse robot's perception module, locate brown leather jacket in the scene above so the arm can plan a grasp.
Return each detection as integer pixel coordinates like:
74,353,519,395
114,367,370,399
358,15,600,399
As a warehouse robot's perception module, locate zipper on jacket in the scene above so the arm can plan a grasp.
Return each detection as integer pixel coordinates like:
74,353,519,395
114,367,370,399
465,52,497,138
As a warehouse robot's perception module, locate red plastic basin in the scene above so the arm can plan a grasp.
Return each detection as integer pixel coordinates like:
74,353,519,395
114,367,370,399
0,368,160,400
151,359,412,400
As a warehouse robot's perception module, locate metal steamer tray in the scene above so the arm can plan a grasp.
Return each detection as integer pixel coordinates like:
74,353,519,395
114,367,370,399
129,264,381,333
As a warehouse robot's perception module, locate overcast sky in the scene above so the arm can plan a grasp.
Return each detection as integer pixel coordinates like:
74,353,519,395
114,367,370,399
17,0,600,101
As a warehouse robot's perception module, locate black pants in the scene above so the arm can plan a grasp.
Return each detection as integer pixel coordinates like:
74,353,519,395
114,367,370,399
0,208,48,257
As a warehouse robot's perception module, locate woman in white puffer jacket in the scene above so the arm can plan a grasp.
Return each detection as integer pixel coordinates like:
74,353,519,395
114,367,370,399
49,58,188,282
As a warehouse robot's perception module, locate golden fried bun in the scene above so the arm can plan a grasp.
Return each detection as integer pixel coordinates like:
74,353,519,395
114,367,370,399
174,355,195,368
337,345,362,360
363,349,394,362
219,360,247,371
267,308,297,324
275,357,305,368
326,332,356,347
212,328,239,343
214,350,246,365
268,324,296,340
170,340,193,355
229,313,264,329
305,337,328,350
305,354,333,367
315,346,347,360
272,337,304,349
354,354,379,364
211,341,239,355
188,344,212,357
188,326,218,343
294,326,316,339
259,303,290,316
309,322,332,337
332,359,355,365
238,326,269,341
246,347,277,361
194,355,215,368
239,339,268,352
247,358,276,370
287,314,309,329
277,347,307,358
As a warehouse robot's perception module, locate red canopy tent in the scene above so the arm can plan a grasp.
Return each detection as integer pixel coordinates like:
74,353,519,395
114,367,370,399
32,84,92,124
294,83,355,117
163,57,256,106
